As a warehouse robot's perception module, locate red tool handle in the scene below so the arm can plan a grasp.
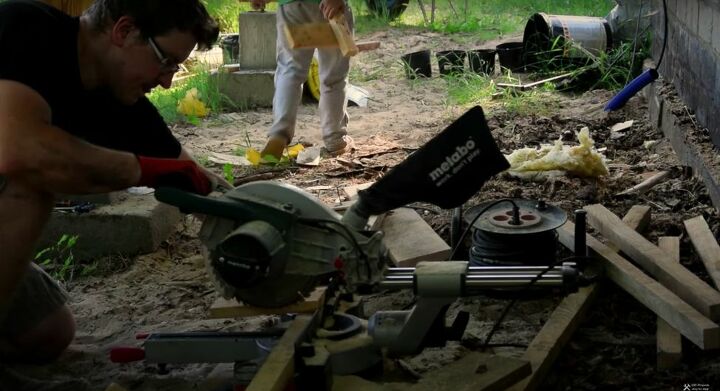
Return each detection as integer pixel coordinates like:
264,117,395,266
110,347,145,363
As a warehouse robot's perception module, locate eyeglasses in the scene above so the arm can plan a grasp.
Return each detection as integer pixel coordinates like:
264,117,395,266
147,36,181,74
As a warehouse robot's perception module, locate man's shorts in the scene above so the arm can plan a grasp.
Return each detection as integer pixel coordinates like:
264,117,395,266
0,264,68,338
0,174,68,338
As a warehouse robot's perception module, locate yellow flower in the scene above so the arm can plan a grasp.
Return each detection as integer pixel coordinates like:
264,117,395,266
177,88,209,118
286,144,305,158
246,148,261,166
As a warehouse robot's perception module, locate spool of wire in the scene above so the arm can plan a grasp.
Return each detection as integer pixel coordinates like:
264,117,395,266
469,229,558,266
463,199,567,267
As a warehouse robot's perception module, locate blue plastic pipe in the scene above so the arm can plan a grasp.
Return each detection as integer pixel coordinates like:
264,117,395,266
604,68,659,112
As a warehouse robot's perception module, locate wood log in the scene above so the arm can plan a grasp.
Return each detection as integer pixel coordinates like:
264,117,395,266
584,204,720,320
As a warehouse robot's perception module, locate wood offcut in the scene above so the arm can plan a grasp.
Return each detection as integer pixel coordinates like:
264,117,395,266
684,215,720,289
656,236,683,370
584,204,720,321
558,221,720,350
209,287,325,318
380,207,451,267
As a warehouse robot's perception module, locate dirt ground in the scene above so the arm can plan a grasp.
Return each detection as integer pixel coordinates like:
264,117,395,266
4,28,720,391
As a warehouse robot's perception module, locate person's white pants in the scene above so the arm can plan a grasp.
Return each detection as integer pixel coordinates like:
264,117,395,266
269,1,352,152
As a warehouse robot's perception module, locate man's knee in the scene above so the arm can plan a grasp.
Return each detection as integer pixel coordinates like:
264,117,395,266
9,304,75,364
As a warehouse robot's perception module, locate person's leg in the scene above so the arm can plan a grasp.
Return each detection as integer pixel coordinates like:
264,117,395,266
263,2,317,158
317,5,353,154
0,176,74,364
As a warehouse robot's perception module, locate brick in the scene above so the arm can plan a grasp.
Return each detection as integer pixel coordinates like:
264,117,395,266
699,0,714,44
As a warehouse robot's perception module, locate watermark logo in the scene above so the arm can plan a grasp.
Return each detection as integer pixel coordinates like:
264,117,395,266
683,383,710,391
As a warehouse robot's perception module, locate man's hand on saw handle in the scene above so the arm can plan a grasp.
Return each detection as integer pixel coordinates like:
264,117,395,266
136,155,214,195
320,0,346,20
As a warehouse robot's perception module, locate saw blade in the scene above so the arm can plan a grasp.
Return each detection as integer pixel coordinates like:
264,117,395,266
233,276,320,308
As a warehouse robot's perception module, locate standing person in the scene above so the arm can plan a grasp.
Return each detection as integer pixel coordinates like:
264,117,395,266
253,0,355,159
0,0,225,364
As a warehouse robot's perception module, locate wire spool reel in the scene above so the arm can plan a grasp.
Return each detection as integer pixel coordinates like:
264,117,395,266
463,199,567,267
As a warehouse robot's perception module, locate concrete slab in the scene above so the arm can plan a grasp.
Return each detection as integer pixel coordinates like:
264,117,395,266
38,191,182,260
238,12,277,70
215,70,275,108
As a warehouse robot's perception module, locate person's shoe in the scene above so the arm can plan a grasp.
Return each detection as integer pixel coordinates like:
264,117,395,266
322,135,355,157
260,136,288,160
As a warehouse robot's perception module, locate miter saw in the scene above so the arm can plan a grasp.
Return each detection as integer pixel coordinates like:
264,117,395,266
111,107,597,389
155,106,513,308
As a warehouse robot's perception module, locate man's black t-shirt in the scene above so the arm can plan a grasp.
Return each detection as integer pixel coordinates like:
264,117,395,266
0,0,181,158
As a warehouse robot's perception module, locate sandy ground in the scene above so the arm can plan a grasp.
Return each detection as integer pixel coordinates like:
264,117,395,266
3,27,720,391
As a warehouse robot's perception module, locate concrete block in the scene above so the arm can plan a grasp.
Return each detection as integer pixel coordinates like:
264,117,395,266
56,191,124,206
699,0,714,44
687,0,699,35
650,82,720,211
238,11,277,70
713,7,720,53
215,70,275,108
38,192,182,261
676,0,687,29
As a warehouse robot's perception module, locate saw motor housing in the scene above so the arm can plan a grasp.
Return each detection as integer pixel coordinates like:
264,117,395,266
197,182,388,308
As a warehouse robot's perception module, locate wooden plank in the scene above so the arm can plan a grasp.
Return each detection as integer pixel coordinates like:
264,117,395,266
247,315,311,391
285,22,338,48
284,22,379,52
684,216,720,289
208,287,325,318
380,207,451,267
329,14,358,57
510,206,650,391
356,41,381,51
410,352,531,391
656,236,683,370
621,205,652,236
558,221,720,350
584,204,720,320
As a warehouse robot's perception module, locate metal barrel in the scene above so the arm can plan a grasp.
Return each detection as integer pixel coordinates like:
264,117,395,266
523,12,612,69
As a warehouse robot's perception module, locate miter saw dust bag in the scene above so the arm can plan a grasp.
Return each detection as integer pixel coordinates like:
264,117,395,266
356,106,510,215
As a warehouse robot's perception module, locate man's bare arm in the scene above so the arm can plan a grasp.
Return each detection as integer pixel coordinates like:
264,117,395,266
0,80,141,194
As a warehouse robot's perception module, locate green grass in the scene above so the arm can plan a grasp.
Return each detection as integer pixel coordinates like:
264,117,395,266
349,0,615,37
444,71,559,116
148,65,240,123
202,0,278,33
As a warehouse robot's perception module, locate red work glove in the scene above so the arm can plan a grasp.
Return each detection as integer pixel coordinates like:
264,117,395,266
136,156,213,195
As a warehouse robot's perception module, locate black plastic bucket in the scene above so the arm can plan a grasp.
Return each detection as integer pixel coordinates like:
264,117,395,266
468,49,496,75
220,34,239,64
523,13,612,70
496,42,525,72
436,50,467,76
401,50,432,79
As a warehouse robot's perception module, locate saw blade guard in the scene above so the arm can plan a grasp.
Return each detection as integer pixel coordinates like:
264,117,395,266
155,183,388,307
